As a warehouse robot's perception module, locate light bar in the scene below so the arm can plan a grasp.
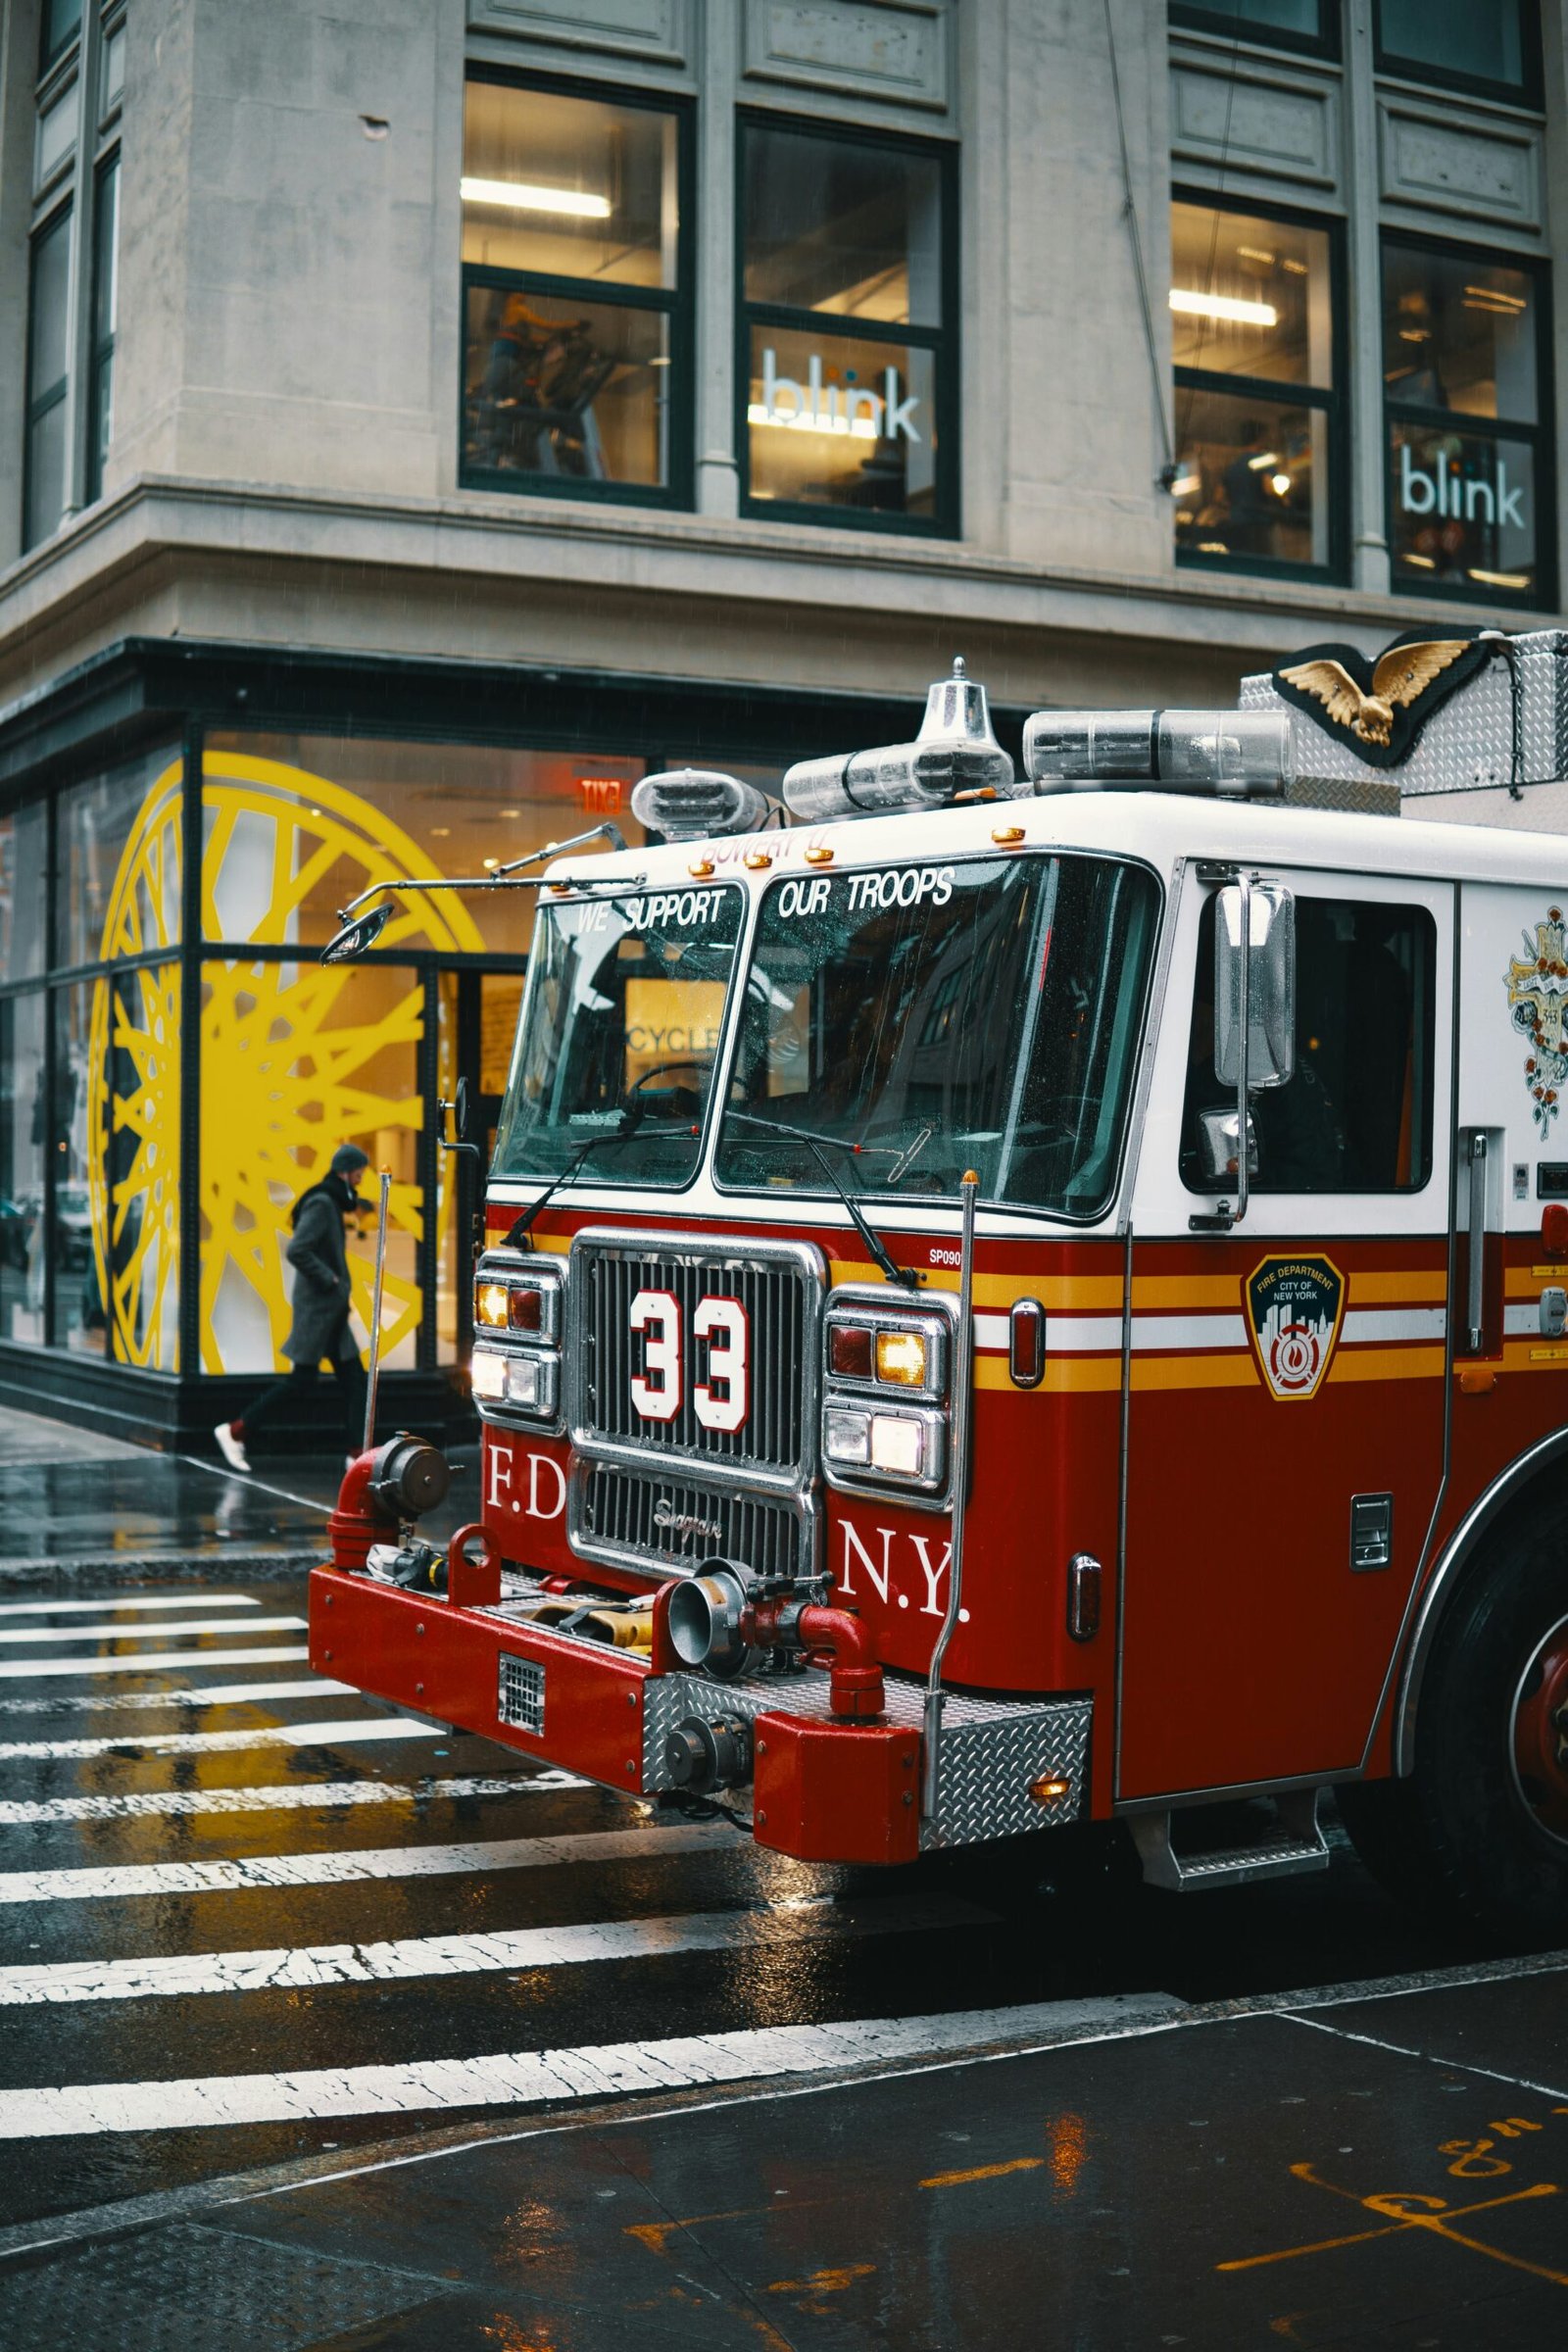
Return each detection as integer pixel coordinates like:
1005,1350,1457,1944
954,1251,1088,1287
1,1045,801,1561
783,658,1014,823
630,769,770,842
461,176,611,219
1023,708,1294,799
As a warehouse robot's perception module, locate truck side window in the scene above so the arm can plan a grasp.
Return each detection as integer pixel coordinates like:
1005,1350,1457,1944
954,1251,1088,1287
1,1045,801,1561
1180,893,1437,1194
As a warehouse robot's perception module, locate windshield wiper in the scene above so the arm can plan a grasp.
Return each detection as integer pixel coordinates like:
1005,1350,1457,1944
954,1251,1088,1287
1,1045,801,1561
503,1111,698,1250
726,1111,916,1290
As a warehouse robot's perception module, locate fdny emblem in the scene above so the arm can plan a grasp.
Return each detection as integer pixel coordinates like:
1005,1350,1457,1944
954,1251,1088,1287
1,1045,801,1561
1245,1255,1346,1402
1505,906,1568,1134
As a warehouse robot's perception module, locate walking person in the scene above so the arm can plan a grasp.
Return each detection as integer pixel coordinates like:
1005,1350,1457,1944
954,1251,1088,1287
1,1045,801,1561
215,1144,371,1473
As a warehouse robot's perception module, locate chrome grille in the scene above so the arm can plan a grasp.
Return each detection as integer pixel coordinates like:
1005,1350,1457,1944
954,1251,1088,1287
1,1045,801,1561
570,1231,822,1482
570,1460,813,1584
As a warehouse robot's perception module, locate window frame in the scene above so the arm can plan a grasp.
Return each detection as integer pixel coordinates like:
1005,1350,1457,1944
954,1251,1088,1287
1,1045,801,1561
1170,185,1348,588
1179,887,1440,1201
23,199,73,556
1381,227,1556,612
1373,0,1542,113
734,110,959,541
457,67,696,514
84,147,117,506
1169,0,1340,63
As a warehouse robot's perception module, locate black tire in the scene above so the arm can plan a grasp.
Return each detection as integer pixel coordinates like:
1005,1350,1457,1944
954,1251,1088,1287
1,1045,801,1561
1339,1503,1568,1934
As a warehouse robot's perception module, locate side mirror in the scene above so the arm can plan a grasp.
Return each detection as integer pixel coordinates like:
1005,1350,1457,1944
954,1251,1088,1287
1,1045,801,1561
454,1074,472,1143
1196,1105,1258,1186
320,902,393,964
1214,882,1296,1092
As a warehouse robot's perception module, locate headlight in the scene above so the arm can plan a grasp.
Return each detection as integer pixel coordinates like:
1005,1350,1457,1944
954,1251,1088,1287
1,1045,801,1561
821,1288,955,1500
471,1348,507,1399
469,1250,563,1425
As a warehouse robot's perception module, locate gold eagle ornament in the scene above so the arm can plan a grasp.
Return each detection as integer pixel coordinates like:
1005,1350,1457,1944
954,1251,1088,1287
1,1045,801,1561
1279,639,1471,747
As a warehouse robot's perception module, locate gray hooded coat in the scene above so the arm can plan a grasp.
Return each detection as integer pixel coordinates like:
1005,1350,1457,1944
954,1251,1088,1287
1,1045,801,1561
281,1177,357,1364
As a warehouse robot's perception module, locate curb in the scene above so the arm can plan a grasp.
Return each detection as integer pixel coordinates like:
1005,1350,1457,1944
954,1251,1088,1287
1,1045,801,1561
0,1549,324,1586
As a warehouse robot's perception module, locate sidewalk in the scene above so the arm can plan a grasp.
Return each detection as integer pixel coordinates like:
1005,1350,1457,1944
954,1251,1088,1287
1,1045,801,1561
0,1408,329,1584
4,1950,1565,2350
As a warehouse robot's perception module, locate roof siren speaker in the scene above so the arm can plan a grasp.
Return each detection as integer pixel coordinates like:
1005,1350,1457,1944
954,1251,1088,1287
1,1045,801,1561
629,768,771,842
782,658,1016,823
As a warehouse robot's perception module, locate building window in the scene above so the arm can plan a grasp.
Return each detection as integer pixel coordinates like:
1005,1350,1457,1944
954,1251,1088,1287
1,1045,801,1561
24,209,72,553
1374,1,1540,110
1170,196,1343,580
1168,1,1339,61
459,76,691,507
39,0,82,73
738,119,956,535
1383,239,1551,607
86,153,117,504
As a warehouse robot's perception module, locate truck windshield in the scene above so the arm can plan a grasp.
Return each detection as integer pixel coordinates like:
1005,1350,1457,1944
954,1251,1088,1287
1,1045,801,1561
492,884,745,1186
715,854,1158,1217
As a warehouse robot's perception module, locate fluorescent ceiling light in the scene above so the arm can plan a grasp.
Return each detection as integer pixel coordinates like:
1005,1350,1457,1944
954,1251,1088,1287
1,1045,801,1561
1246,449,1281,470
1468,567,1530,590
1169,289,1277,327
1402,552,1435,568
461,175,611,219
1464,284,1525,309
1169,473,1200,497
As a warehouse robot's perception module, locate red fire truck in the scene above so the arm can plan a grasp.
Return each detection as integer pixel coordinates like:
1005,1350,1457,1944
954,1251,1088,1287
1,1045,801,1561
310,653,1568,1928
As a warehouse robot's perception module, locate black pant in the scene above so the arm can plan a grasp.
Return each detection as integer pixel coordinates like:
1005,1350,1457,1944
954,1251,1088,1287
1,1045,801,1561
237,1353,368,1454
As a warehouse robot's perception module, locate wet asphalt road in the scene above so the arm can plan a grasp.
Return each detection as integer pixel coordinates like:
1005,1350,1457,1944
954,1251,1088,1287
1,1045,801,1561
0,1553,1558,2240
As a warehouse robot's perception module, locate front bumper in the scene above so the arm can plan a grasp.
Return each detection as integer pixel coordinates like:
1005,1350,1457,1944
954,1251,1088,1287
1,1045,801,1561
310,1566,1092,1864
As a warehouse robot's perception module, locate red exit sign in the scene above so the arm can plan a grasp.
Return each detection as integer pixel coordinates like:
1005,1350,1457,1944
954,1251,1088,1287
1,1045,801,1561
577,776,624,814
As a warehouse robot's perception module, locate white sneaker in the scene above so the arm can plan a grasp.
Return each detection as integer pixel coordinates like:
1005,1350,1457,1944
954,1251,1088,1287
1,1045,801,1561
214,1422,251,1474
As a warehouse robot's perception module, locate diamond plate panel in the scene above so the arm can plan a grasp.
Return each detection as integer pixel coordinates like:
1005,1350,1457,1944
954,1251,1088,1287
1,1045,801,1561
1,2224,446,2352
642,1661,1091,1839
1240,630,1568,800
919,1699,1093,1849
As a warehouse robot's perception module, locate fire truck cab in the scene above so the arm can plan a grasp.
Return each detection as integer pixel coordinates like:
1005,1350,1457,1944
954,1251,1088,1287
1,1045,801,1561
310,657,1568,1928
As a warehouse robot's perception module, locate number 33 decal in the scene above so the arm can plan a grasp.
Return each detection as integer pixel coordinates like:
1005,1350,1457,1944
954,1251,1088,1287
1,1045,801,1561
629,1290,749,1431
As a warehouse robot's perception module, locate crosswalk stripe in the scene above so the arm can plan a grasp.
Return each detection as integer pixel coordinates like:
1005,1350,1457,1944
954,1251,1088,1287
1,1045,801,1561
0,1893,986,2008
0,1615,307,1646
0,1995,1183,2136
0,1715,458,1763
0,1680,355,1716
0,1772,587,1826
0,1645,311,1681
0,1595,263,1619
0,1824,730,1904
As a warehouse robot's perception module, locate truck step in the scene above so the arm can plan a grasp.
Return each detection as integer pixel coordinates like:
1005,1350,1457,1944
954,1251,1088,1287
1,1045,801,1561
1129,1791,1329,1892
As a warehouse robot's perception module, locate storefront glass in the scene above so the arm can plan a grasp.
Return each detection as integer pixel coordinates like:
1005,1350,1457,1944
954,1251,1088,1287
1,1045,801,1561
56,748,181,970
460,76,687,505
1171,199,1341,579
0,991,46,1343
200,957,422,1376
740,121,953,531
0,798,47,982
1383,242,1549,605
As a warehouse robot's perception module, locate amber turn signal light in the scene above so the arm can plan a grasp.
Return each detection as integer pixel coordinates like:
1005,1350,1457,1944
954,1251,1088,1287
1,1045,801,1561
874,1328,928,1387
475,1282,511,1330
1029,1776,1071,1804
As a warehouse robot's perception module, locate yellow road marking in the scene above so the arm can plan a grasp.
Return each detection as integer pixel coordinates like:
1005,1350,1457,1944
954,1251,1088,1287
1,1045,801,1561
766,2265,877,2294
920,2156,1046,2188
1219,2162,1566,2286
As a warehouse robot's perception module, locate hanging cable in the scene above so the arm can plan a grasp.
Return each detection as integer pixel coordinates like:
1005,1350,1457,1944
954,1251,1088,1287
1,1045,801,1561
1102,0,1177,486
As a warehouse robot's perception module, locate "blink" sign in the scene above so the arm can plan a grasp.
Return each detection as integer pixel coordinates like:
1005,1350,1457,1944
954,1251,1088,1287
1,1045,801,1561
1398,443,1527,530
751,348,923,444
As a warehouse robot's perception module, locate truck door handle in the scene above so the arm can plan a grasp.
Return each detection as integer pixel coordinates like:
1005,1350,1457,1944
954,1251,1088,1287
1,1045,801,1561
1466,1130,1488,1353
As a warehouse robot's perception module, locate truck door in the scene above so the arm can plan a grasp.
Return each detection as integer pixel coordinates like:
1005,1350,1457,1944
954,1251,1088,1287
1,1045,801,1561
1118,863,1453,1802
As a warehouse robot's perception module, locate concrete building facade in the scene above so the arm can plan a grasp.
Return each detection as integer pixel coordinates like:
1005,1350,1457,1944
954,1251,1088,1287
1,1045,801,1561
0,0,1561,1441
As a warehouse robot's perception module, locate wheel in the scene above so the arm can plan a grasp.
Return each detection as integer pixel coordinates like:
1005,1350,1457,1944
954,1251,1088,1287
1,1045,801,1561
1339,1504,1568,1933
